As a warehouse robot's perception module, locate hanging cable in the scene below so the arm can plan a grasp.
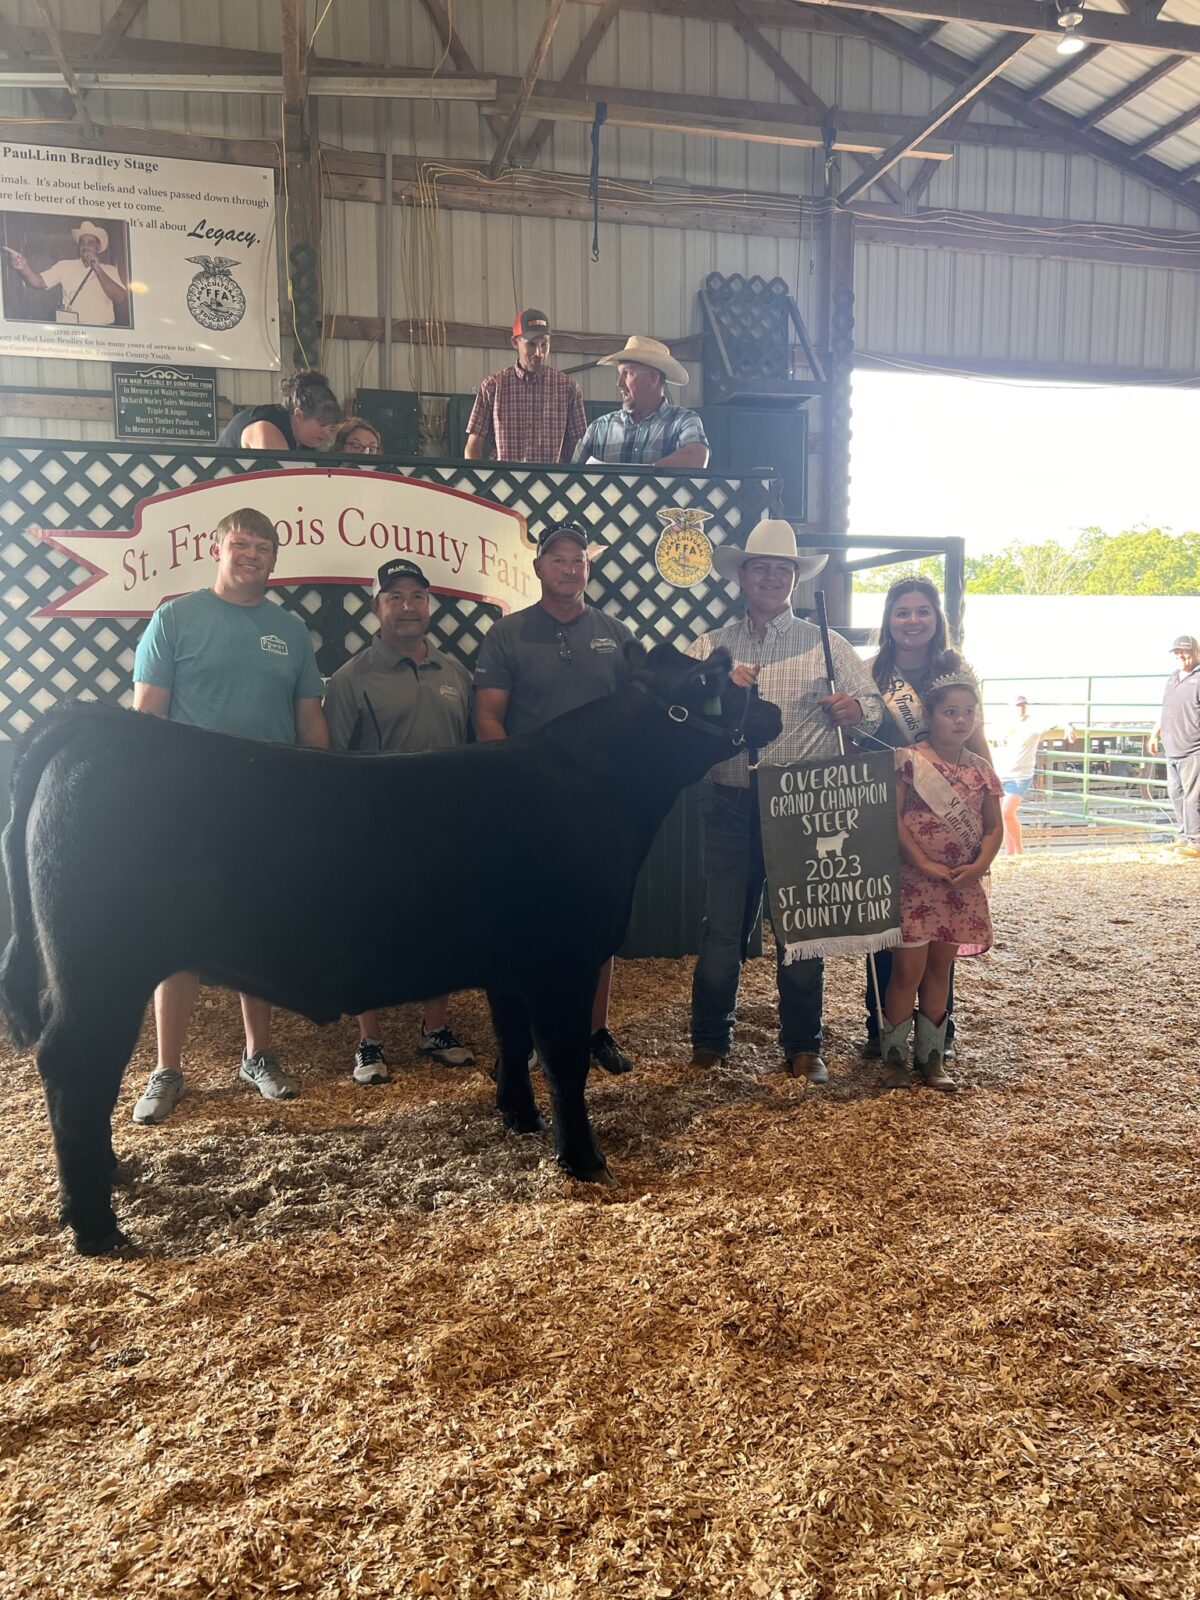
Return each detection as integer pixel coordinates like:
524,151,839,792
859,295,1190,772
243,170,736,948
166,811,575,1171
588,102,608,263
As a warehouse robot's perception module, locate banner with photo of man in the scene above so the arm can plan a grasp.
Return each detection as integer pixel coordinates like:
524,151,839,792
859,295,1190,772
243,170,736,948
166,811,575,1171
0,141,279,368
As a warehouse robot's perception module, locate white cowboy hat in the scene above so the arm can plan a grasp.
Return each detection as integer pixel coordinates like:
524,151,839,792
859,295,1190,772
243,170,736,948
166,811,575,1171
597,335,689,387
711,518,829,582
71,221,109,252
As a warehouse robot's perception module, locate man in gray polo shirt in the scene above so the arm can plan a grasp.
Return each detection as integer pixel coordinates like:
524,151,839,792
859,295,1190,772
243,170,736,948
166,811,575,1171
473,520,635,1074
324,557,476,1080
1151,632,1200,857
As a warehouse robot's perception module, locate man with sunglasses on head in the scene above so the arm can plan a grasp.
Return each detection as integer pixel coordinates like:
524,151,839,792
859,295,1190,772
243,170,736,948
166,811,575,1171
473,520,636,1075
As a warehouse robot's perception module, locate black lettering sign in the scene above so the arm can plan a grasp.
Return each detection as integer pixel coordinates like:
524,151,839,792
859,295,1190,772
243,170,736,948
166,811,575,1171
758,750,901,958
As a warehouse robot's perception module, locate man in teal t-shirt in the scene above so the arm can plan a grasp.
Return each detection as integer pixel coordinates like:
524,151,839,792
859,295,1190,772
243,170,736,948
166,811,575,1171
130,507,329,1125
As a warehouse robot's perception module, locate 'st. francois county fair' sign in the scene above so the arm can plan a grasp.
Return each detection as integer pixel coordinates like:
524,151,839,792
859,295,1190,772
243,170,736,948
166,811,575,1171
34,470,534,618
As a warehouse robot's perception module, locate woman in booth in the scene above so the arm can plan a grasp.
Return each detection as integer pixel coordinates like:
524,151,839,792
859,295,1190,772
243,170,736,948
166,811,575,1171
219,369,342,452
861,576,991,1058
331,417,382,456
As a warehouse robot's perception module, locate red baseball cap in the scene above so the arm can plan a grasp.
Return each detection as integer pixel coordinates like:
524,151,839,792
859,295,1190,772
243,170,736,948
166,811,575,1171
512,308,551,338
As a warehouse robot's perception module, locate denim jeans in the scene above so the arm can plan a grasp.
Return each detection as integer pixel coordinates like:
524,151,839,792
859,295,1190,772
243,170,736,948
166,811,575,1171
690,782,824,1058
1167,749,1200,844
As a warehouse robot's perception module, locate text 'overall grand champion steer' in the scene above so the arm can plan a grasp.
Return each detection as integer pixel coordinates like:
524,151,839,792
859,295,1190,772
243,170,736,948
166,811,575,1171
1,642,781,1254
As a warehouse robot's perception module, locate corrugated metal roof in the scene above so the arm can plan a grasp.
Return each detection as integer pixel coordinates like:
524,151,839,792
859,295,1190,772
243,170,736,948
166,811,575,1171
5,0,1200,441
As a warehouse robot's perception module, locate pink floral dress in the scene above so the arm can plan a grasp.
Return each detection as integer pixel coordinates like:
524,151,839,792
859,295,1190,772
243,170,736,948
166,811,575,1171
896,747,1002,956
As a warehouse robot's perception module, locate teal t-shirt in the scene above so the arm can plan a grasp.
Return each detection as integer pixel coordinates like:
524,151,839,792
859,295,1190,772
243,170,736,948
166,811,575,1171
133,588,324,744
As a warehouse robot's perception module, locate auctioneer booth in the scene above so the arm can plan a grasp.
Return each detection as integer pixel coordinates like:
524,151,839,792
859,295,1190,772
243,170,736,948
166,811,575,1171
0,440,789,955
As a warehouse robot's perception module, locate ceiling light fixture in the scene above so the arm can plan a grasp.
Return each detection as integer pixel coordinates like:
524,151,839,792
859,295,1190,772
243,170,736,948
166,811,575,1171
1055,4,1087,57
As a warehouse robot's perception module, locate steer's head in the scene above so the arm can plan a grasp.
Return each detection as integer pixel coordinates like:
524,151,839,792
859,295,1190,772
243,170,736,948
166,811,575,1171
627,641,783,754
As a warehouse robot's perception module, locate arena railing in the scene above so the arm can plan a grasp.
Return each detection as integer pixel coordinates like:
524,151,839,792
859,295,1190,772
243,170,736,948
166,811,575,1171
980,675,1173,844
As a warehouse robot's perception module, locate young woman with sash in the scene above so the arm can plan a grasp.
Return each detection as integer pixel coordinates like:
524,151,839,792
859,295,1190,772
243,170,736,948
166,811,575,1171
879,663,1003,1091
862,579,991,1055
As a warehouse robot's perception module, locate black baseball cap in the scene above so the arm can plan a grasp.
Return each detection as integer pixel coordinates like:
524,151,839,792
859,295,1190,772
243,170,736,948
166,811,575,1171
373,558,429,596
513,308,551,338
535,520,600,557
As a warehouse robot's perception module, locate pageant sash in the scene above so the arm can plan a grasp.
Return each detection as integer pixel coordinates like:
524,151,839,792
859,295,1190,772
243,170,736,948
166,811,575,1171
904,746,984,857
885,674,925,744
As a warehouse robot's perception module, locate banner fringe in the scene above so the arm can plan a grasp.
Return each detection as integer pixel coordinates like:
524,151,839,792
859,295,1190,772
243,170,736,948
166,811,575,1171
780,929,903,964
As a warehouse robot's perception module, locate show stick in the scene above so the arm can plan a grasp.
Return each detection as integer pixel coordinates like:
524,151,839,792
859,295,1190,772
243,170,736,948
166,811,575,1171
815,588,887,1036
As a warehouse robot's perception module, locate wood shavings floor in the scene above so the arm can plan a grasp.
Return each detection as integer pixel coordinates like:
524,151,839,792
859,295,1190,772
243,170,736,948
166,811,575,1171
0,845,1196,1599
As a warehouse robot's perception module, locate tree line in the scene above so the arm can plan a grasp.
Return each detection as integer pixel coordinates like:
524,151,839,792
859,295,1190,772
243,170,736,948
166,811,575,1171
858,528,1200,596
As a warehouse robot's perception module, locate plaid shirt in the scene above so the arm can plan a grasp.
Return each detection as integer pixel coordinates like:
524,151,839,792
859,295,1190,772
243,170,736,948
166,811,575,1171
466,363,586,463
574,399,709,465
686,611,883,787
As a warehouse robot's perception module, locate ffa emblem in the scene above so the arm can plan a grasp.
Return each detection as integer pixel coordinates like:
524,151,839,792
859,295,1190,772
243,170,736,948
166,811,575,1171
654,508,714,587
185,255,247,332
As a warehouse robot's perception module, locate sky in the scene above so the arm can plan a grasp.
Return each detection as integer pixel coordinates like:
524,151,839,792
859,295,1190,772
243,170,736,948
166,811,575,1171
847,370,1200,556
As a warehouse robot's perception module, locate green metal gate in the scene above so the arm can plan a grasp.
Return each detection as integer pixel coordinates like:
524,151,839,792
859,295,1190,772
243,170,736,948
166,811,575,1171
981,674,1174,842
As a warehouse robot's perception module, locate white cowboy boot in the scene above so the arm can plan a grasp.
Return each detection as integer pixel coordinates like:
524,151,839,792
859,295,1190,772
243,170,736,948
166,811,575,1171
915,1012,956,1093
879,1015,913,1090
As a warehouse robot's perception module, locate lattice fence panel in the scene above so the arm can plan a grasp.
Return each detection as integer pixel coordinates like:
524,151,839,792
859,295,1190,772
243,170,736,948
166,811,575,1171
0,442,779,740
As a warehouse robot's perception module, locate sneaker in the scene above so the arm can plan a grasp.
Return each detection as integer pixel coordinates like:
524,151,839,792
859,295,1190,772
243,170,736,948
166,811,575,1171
352,1038,390,1086
419,1026,475,1067
132,1068,184,1125
239,1049,298,1100
590,1028,634,1076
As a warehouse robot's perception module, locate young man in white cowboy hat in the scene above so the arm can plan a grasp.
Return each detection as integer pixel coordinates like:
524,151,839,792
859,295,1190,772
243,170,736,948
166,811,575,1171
685,519,884,1083
473,518,637,1077
573,335,710,469
3,221,128,327
464,308,587,464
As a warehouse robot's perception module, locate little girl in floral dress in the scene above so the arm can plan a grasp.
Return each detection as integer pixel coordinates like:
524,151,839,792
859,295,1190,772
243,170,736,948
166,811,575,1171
880,661,1003,1093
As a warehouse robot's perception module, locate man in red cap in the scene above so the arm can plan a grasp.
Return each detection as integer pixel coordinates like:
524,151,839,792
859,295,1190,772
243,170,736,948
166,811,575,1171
464,309,587,464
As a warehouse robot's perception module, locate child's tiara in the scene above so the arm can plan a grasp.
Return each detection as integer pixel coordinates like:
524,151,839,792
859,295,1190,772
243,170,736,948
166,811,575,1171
926,664,979,696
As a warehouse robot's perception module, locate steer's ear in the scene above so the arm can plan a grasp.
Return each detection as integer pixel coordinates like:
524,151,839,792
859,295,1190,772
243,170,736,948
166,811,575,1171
692,653,728,716
623,639,648,672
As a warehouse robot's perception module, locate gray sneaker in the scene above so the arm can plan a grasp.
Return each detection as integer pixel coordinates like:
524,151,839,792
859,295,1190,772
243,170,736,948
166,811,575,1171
132,1067,184,1125
419,1026,475,1067
239,1050,298,1100
352,1038,390,1086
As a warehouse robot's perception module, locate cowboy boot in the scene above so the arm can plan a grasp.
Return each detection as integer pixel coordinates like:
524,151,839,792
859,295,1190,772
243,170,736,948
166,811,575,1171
879,1015,913,1090
915,1012,956,1094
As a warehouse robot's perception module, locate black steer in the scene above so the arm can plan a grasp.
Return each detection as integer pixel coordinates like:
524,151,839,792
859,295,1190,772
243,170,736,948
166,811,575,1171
0,640,781,1254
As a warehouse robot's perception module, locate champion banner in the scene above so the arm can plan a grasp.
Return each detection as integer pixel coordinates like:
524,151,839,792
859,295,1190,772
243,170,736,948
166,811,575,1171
758,750,902,961
0,141,278,368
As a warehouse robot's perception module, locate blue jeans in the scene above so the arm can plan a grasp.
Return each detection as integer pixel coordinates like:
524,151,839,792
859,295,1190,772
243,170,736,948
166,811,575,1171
690,783,824,1058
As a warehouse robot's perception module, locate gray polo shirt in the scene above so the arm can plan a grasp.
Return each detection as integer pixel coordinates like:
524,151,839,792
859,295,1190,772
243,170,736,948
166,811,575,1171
323,636,471,753
473,602,633,736
1161,665,1200,759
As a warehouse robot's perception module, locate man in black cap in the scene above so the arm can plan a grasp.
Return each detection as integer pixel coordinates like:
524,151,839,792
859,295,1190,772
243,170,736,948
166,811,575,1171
323,558,476,1079
1151,633,1200,857
464,309,587,464
473,520,635,1074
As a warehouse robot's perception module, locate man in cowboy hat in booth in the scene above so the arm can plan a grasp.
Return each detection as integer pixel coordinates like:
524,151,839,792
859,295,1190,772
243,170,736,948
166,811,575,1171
574,334,710,468
685,519,884,1083
3,220,128,327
